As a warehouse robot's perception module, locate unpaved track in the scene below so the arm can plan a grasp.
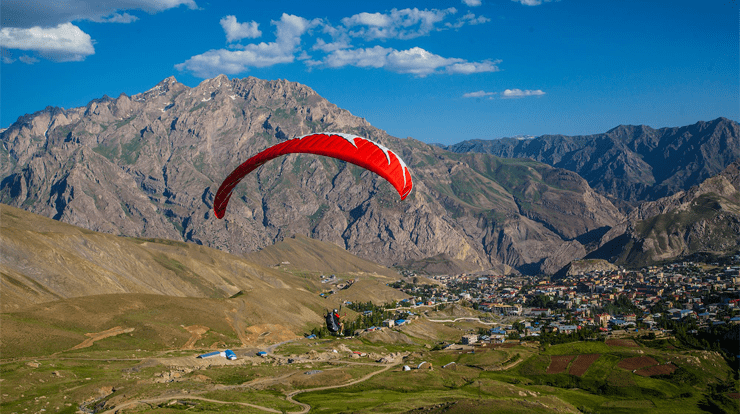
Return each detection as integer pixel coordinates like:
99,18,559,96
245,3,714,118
285,361,398,413
101,359,399,414
100,394,283,413
66,326,135,351
427,317,496,325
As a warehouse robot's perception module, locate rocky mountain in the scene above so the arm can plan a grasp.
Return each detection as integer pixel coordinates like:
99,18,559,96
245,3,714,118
0,75,624,275
587,161,740,266
441,118,740,207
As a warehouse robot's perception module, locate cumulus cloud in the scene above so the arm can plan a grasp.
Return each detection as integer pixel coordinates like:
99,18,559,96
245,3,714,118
97,12,139,23
463,90,496,98
341,8,458,40
0,23,95,61
180,8,499,79
1,0,196,63
19,55,40,64
501,88,546,98
1,0,197,28
176,13,317,78
446,59,501,74
314,45,499,77
220,15,261,43
462,0,482,6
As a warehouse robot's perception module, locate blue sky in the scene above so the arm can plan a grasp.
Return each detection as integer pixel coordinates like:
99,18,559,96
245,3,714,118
1,0,738,145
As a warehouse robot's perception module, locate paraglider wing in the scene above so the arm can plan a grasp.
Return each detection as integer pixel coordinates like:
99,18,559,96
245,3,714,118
213,132,413,219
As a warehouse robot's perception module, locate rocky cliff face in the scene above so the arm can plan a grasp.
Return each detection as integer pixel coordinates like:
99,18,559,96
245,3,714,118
1,75,624,275
441,118,740,207
587,161,740,266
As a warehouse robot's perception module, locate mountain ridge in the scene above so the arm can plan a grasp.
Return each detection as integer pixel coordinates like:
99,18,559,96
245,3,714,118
586,160,740,266
440,117,739,206
0,75,629,275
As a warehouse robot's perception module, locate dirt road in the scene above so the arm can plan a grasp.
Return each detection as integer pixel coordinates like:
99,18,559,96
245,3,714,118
101,358,400,414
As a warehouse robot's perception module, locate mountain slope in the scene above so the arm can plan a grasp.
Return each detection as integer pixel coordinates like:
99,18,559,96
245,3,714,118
0,75,624,275
244,234,399,277
0,203,375,315
442,118,740,206
587,161,740,266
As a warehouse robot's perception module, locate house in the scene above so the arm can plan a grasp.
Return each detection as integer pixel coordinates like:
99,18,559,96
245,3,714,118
529,308,551,316
382,319,395,328
558,325,578,334
595,313,611,327
461,334,478,345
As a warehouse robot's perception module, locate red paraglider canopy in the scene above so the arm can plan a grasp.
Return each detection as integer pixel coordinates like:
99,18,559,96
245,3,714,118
213,132,413,219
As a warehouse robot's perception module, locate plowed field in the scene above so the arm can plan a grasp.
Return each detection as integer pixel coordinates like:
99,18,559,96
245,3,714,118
546,355,575,374
617,356,658,371
569,354,600,376
635,364,676,376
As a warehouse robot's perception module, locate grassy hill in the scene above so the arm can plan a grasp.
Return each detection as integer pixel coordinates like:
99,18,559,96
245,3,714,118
245,234,400,278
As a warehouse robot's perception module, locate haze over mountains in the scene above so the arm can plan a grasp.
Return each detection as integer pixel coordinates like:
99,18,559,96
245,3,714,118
1,75,738,275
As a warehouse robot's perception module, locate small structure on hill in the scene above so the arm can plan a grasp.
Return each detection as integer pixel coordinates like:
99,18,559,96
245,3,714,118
417,361,433,370
461,334,478,345
197,349,237,360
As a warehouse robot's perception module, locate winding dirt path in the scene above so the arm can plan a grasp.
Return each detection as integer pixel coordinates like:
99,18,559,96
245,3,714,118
427,317,497,325
284,361,398,413
100,394,283,414
101,359,400,414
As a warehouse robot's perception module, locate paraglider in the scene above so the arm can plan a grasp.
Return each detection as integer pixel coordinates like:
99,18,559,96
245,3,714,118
213,132,413,219
325,308,343,334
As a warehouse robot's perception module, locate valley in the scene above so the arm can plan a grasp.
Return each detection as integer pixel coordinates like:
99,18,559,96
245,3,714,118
1,205,738,413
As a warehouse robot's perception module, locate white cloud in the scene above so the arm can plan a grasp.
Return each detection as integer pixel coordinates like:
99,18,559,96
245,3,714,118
98,12,139,23
220,16,261,43
19,55,40,64
386,47,460,76
501,88,546,98
342,8,458,40
0,23,95,62
1,0,197,28
176,13,317,78
1,0,195,63
463,90,495,98
315,45,499,77
462,0,482,6
180,9,500,79
512,0,558,6
446,59,501,74
446,12,490,29
321,45,391,69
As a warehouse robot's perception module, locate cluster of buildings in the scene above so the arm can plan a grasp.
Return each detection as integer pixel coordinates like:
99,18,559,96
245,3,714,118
394,260,740,337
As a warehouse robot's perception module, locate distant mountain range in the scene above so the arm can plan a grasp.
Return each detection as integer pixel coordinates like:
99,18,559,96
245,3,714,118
439,117,739,207
589,160,740,266
1,75,737,275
